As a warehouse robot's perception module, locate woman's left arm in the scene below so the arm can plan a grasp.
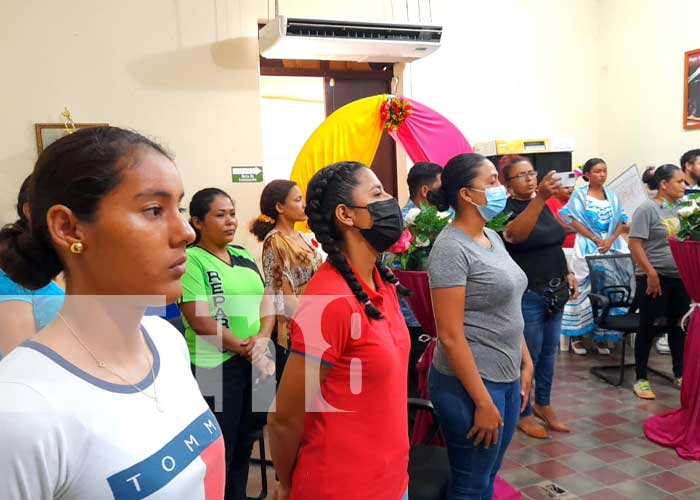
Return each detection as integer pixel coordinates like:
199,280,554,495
258,290,276,338
520,339,534,413
250,291,277,376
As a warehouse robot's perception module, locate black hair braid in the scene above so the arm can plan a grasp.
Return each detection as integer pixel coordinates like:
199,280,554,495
329,244,382,320
305,163,383,320
376,259,412,297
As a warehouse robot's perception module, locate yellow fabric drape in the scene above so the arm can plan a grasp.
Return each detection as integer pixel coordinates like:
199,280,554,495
290,94,387,231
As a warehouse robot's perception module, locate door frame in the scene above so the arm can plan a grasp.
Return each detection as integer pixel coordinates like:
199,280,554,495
259,56,399,196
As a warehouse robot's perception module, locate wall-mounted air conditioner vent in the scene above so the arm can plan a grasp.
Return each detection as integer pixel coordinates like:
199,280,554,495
259,16,442,63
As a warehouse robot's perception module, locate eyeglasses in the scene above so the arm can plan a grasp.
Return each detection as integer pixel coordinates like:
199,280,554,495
508,171,538,181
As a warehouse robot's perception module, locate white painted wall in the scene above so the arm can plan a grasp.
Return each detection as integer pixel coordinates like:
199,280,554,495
598,0,700,177
0,0,265,252
407,0,601,172
6,0,690,249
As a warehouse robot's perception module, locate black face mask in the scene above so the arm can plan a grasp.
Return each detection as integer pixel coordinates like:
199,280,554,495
348,198,404,253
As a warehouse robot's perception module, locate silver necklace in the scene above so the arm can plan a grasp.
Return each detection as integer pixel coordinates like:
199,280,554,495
58,313,164,413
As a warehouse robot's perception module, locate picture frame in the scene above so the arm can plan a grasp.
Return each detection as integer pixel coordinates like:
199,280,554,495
684,49,700,130
34,123,108,154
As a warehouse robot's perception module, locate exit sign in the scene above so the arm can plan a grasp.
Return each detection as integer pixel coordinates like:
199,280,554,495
231,166,263,183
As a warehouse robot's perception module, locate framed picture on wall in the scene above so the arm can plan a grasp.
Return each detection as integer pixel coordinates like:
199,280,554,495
34,123,108,155
684,49,700,130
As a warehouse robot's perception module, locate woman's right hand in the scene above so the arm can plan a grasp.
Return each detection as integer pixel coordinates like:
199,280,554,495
467,401,504,448
646,271,662,298
231,336,254,357
535,170,562,200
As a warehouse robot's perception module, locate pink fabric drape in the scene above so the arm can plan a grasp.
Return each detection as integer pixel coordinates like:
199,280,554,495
394,271,440,447
389,97,473,166
644,238,700,459
395,271,523,499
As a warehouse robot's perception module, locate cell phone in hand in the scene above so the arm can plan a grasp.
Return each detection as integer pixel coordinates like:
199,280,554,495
552,171,577,187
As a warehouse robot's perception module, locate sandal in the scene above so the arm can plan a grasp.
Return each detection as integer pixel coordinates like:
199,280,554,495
533,404,571,433
595,342,610,355
517,416,549,439
571,339,587,355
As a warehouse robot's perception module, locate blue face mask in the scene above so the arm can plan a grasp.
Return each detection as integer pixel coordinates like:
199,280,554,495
468,185,507,221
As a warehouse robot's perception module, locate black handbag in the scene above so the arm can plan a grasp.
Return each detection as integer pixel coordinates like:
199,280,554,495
540,277,571,314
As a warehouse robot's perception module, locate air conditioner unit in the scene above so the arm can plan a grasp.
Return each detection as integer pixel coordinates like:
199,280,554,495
259,16,442,63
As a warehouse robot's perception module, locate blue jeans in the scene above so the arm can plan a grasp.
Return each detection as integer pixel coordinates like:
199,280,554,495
521,290,562,417
429,368,520,500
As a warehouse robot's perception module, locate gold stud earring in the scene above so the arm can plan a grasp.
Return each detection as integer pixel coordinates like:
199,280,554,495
69,242,84,254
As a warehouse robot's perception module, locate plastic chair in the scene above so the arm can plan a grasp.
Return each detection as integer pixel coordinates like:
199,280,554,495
586,253,673,386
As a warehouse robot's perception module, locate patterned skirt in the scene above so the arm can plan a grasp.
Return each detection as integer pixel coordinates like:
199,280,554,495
561,278,623,342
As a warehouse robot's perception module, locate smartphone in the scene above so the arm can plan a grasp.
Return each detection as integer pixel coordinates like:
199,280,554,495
553,171,577,187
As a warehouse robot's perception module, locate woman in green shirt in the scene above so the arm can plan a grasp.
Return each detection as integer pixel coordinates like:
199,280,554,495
179,187,274,500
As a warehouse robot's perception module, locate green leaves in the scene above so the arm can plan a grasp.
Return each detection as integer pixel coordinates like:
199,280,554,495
387,203,512,270
486,210,512,233
388,203,451,271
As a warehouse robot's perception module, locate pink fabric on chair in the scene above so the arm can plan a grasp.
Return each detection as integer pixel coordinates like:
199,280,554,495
644,239,700,459
394,271,440,446
389,97,473,167
394,270,436,339
395,271,523,499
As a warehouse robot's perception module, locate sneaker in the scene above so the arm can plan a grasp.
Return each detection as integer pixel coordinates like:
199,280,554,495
571,339,587,355
633,379,656,400
655,334,671,354
675,377,683,389
595,342,610,355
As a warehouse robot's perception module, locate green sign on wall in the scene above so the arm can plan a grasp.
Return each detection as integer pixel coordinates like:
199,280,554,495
231,166,263,183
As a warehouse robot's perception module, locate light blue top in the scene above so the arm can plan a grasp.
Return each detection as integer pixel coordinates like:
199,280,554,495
559,185,629,258
0,269,64,349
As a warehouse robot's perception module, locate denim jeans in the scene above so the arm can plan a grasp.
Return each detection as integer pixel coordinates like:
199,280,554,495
429,368,520,500
520,289,563,417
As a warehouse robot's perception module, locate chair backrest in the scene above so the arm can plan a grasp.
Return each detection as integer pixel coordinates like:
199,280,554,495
585,253,636,308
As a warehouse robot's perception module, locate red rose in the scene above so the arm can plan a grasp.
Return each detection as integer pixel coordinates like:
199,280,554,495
387,229,413,254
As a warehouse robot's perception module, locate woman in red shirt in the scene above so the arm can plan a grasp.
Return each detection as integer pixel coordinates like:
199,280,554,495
546,185,576,249
268,162,411,500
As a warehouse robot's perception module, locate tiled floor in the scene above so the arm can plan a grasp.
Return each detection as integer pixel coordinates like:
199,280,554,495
247,347,700,499
501,349,700,500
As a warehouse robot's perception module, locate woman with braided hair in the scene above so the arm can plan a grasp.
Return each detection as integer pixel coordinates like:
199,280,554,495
268,162,411,500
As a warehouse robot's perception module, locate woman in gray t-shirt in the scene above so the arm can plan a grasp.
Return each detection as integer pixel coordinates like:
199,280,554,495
629,165,690,400
426,153,533,499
